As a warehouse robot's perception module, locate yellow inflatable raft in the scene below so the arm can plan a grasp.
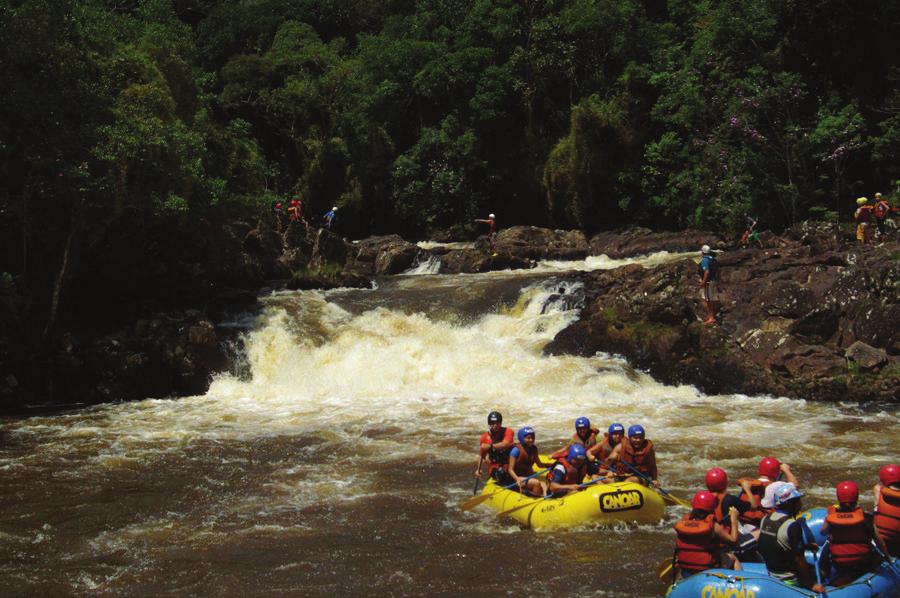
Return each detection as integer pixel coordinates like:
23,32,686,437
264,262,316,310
479,478,667,529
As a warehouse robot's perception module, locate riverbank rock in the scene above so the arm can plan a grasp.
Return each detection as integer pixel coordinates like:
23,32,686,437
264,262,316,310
494,226,589,260
546,225,900,402
437,249,534,274
589,228,729,258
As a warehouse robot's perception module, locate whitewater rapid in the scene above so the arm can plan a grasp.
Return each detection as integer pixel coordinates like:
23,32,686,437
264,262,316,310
0,252,895,595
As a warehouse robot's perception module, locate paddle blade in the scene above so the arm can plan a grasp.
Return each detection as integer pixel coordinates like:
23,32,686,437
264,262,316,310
656,558,676,581
660,491,691,509
459,492,495,511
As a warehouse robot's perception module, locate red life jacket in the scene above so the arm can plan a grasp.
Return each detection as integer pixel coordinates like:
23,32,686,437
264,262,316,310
555,457,587,485
481,428,512,473
826,505,871,567
737,479,771,525
856,205,874,223
675,513,719,573
511,442,539,477
874,200,890,219
874,485,900,548
620,438,654,476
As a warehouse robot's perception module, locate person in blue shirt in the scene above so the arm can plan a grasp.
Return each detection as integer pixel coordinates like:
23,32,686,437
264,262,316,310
698,244,719,325
507,427,553,497
323,206,338,231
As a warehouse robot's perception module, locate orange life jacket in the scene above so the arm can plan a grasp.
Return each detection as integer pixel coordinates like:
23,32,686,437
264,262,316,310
550,429,600,460
594,434,619,464
826,505,871,567
675,513,719,573
712,491,733,532
737,479,771,525
620,439,654,476
874,485,900,548
511,442,539,477
554,457,587,485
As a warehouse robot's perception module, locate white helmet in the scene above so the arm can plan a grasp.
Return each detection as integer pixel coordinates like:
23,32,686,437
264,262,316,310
489,213,495,219
701,244,711,254
332,206,338,211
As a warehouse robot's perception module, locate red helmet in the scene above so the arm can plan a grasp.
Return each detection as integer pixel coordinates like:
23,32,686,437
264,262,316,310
758,457,781,480
880,464,900,486
836,481,859,504
692,491,718,513
705,467,728,492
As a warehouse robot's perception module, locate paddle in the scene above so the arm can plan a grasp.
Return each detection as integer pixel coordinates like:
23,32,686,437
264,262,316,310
620,461,691,508
459,468,550,511
472,476,481,496
496,476,605,518
656,557,674,582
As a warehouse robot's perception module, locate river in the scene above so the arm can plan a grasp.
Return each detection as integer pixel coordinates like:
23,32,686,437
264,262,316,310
1,250,896,596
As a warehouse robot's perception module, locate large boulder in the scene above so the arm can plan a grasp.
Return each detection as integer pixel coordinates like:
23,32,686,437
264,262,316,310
494,226,589,260
309,229,349,268
845,341,888,370
374,243,419,275
438,250,533,274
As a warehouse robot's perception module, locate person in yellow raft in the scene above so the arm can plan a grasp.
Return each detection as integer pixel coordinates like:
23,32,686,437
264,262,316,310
506,427,553,497
586,422,626,480
550,417,599,459
607,424,660,487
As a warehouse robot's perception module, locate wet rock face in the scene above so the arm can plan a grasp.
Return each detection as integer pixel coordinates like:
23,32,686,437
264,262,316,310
48,314,235,404
589,228,728,259
494,226,589,260
547,225,899,402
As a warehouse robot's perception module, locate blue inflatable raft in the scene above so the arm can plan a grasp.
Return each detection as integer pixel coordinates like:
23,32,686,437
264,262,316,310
666,508,900,598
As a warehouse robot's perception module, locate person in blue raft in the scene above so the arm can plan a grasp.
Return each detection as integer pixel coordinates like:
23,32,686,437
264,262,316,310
820,481,891,586
757,482,826,594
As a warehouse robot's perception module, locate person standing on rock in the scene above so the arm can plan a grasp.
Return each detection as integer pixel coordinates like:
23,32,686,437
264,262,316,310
272,199,286,232
854,197,874,245
474,213,497,254
873,193,891,240
323,206,339,232
698,245,719,325
740,216,763,249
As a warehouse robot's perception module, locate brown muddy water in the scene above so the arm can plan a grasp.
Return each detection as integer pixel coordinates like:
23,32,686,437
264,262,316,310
1,251,896,596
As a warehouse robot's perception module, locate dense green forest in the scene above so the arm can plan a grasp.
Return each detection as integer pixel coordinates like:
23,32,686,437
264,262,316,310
1,0,899,348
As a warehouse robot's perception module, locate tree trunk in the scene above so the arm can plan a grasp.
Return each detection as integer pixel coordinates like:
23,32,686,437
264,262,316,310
43,197,83,341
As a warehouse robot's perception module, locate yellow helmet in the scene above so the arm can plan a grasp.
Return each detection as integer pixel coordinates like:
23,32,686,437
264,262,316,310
856,197,868,205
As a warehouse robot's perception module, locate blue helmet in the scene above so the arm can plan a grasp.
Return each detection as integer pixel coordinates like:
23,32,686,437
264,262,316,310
575,416,591,430
628,424,645,438
567,444,587,461
517,426,535,444
608,423,625,436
